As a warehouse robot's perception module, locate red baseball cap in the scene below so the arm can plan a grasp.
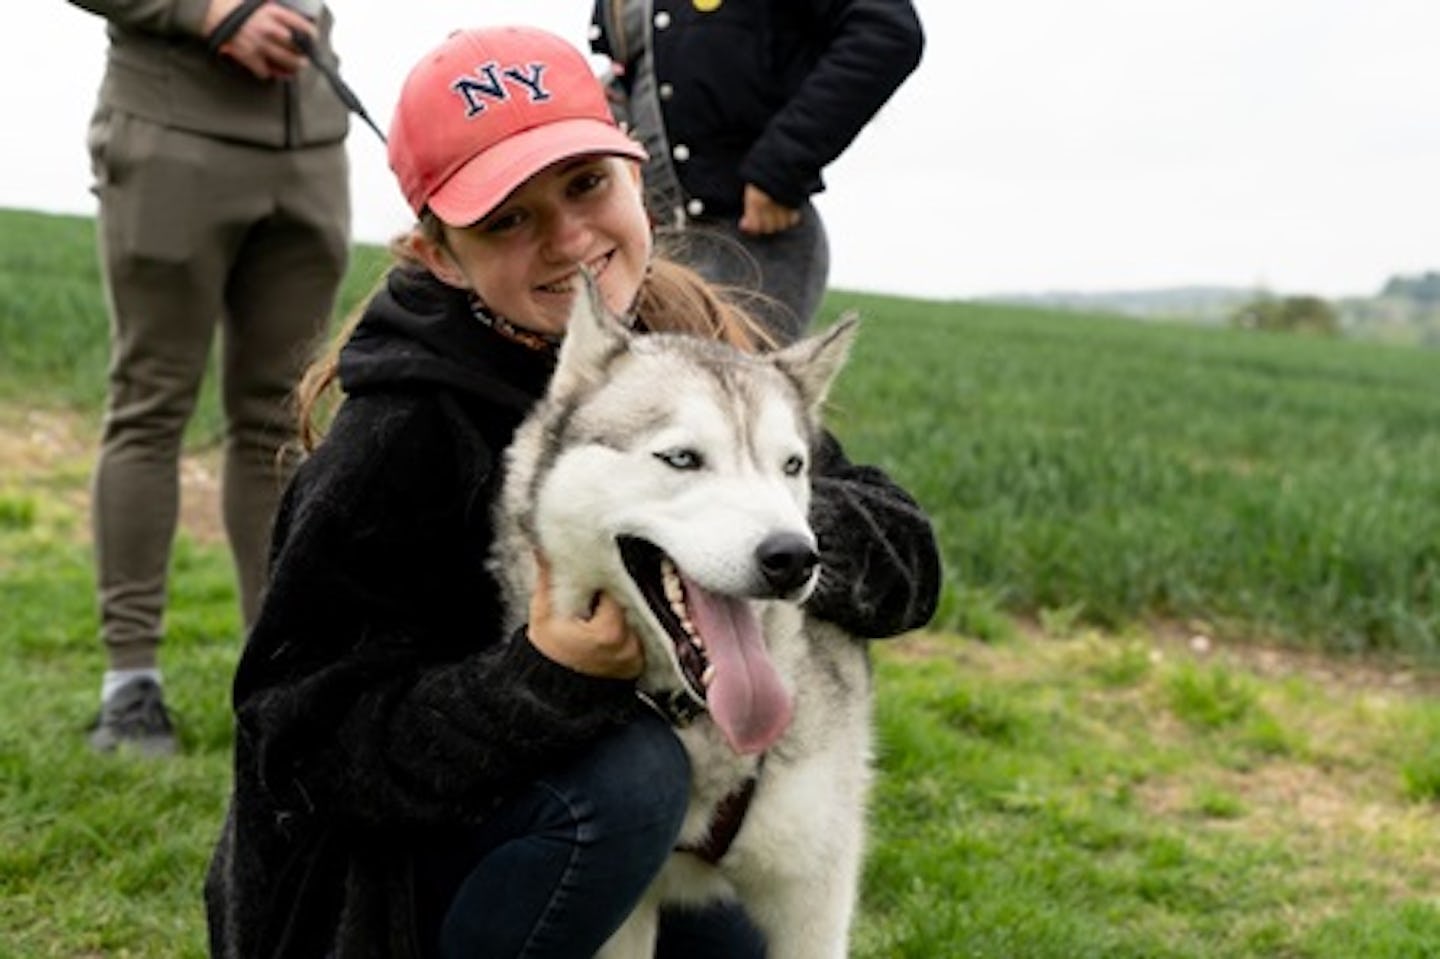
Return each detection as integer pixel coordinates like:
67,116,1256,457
388,26,647,226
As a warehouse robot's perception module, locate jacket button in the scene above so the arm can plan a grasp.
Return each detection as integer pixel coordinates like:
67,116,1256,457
672,143,690,162
659,82,674,100
686,198,705,216
655,11,672,29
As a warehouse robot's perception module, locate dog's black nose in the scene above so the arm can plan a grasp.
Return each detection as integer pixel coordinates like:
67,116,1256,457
757,532,819,594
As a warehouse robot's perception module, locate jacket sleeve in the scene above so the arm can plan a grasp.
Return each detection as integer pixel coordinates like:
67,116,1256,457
805,430,941,638
739,0,924,207
65,0,213,36
231,395,640,828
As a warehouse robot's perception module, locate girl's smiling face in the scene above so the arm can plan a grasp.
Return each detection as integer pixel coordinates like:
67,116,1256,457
415,155,653,336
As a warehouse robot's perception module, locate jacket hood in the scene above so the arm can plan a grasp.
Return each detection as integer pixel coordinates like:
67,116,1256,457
338,267,553,415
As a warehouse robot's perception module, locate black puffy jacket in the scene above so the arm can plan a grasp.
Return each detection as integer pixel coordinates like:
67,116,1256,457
591,0,924,220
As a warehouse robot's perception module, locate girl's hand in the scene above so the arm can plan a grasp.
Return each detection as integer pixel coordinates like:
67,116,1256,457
525,554,644,679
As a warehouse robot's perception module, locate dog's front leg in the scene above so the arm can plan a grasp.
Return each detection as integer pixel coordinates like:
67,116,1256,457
595,898,659,959
742,866,858,959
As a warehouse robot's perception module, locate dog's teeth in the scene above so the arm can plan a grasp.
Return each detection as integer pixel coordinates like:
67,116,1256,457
662,561,683,599
702,664,716,687
687,625,703,648
662,558,693,629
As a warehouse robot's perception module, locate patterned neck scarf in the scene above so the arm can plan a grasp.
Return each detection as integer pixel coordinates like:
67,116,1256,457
468,294,561,355
468,293,646,353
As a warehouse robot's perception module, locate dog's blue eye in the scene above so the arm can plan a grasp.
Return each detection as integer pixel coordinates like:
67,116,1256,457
656,448,703,470
783,454,805,477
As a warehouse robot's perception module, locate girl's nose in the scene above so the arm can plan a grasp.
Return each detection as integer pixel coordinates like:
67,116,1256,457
542,208,593,262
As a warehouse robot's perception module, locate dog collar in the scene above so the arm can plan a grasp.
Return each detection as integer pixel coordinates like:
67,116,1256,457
637,687,707,728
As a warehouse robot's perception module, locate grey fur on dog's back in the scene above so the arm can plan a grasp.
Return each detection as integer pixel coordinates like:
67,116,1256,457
491,278,870,958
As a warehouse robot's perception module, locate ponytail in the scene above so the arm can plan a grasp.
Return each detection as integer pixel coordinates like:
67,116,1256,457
634,256,775,353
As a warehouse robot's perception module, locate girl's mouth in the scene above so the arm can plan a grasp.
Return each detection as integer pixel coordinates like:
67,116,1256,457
536,251,614,294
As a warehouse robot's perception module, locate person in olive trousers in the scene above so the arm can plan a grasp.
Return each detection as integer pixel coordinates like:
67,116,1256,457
68,0,351,755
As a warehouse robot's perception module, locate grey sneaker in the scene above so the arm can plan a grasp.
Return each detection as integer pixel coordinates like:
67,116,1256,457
88,678,177,757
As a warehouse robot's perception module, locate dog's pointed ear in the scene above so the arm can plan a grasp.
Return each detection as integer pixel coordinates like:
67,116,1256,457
551,270,631,398
772,313,859,418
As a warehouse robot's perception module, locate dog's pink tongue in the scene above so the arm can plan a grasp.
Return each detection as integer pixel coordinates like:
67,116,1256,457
682,574,793,755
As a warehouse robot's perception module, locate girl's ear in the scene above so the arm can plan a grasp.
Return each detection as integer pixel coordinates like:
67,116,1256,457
406,228,470,290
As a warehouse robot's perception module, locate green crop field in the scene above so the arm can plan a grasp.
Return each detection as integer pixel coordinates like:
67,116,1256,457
819,291,1440,659
4,207,1440,956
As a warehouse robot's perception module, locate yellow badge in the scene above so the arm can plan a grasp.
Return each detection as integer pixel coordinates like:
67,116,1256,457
693,0,722,11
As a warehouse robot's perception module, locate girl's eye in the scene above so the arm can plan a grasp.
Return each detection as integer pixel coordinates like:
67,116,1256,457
481,209,526,235
655,448,703,471
783,454,805,477
569,167,609,197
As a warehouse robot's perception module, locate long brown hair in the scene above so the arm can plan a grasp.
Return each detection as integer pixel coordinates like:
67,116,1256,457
293,213,774,450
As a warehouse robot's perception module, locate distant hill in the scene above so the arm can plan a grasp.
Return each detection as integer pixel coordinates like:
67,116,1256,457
979,287,1253,325
983,279,1440,347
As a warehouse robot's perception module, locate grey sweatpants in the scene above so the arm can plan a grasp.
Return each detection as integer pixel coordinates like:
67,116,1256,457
88,109,350,670
659,201,830,345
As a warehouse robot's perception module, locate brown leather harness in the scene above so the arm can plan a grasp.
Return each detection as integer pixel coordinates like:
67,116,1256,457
639,688,766,866
676,758,765,865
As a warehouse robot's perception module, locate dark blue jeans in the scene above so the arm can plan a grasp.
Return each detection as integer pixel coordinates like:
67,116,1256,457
660,202,831,345
429,713,765,958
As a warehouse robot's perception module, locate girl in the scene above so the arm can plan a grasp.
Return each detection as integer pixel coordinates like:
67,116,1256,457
205,25,939,959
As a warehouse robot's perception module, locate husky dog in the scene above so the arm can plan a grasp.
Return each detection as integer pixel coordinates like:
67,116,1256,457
491,278,872,959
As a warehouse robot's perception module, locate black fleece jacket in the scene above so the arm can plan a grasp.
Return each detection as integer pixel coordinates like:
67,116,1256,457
591,0,924,216
204,267,940,958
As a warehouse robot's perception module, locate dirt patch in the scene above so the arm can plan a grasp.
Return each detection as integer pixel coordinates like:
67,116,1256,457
1006,609,1440,698
0,409,85,474
0,408,225,545
1142,616,1440,697
891,616,1440,736
1138,763,1365,832
176,453,224,544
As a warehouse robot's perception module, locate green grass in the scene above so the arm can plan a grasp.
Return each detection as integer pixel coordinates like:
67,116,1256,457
860,633,1440,958
0,496,236,957
818,290,1440,658
7,206,1439,658
6,206,1440,955
8,500,1440,955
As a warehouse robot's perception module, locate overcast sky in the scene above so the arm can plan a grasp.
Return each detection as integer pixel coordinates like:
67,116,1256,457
9,1,1440,300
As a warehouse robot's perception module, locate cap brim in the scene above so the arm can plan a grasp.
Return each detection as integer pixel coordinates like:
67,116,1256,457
426,118,648,227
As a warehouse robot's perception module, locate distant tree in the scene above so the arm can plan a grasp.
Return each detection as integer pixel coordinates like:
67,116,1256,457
1229,294,1340,336
1380,271,1440,303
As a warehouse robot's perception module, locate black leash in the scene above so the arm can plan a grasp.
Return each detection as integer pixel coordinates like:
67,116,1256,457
290,30,387,145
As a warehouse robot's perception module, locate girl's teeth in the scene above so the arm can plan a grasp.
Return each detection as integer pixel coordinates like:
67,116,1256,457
539,253,610,293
